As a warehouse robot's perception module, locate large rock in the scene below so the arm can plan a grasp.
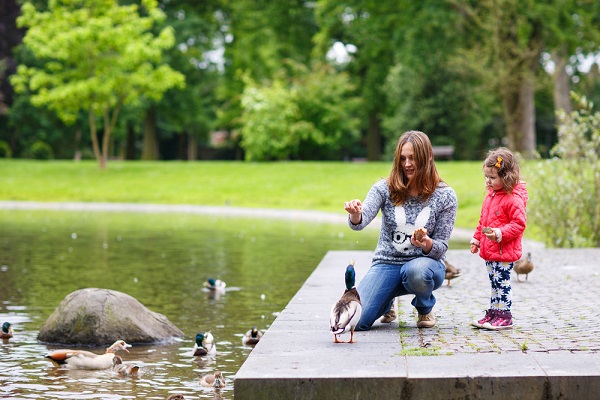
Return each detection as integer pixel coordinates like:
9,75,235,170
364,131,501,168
38,288,184,345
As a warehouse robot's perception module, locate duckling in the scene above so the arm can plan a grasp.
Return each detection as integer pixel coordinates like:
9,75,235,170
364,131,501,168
329,260,362,344
1,322,13,339
199,370,226,389
204,278,226,292
112,355,140,376
192,332,216,356
444,260,461,286
514,252,534,282
45,340,132,370
242,326,263,346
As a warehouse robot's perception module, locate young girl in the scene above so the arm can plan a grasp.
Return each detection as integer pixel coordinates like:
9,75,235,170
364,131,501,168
344,131,457,330
470,148,528,330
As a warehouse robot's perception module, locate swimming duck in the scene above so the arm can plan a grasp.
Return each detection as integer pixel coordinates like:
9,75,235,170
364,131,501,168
1,322,13,339
192,332,216,356
199,370,226,389
112,355,140,376
514,252,534,282
45,339,132,370
204,278,226,292
444,260,462,286
242,326,263,346
329,260,362,344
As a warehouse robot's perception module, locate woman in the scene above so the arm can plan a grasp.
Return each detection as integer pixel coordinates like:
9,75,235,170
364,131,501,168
344,131,457,330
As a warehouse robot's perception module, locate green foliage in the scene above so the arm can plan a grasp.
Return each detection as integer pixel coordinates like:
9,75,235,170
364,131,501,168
527,94,600,247
0,141,11,158
240,62,362,161
11,0,185,168
28,140,53,160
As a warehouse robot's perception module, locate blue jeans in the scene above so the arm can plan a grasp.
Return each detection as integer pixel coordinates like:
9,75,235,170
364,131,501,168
355,258,446,331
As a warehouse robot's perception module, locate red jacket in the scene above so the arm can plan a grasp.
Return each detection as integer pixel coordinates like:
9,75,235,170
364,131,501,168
473,181,528,262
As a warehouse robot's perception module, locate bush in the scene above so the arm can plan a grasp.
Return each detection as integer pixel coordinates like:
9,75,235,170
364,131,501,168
0,141,11,158
29,140,54,160
527,94,600,248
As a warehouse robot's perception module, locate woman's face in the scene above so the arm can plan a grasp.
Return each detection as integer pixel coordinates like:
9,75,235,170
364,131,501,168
484,166,503,191
400,142,416,180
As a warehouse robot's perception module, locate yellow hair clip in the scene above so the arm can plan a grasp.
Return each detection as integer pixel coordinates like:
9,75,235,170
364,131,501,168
494,156,502,168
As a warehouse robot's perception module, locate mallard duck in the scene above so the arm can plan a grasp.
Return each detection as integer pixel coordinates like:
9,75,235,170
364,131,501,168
199,370,226,389
329,260,362,344
204,278,226,292
242,326,263,346
192,332,216,356
1,322,13,339
514,252,534,282
45,340,132,370
444,260,462,286
112,355,140,376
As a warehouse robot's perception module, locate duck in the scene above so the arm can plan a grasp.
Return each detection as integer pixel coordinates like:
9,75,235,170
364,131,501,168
1,322,13,339
192,332,216,356
514,252,534,282
444,260,462,286
204,278,226,292
329,260,362,344
199,370,226,389
112,355,140,376
45,339,132,370
242,326,263,346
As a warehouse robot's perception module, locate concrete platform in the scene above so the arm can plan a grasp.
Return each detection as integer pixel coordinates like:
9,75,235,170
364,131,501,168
235,249,600,399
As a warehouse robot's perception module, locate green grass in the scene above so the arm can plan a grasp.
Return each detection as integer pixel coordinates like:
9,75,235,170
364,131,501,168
0,159,485,229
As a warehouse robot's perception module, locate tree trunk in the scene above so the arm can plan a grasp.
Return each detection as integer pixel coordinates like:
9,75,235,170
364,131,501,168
366,112,382,161
502,73,536,159
552,46,572,116
142,107,159,160
89,109,105,169
187,133,197,161
125,122,136,160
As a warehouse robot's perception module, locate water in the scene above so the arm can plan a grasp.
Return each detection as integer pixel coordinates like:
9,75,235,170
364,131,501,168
0,209,379,399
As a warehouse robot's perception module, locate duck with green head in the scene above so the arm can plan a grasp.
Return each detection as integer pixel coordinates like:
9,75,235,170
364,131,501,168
192,331,216,356
242,326,262,346
1,322,13,339
329,260,362,343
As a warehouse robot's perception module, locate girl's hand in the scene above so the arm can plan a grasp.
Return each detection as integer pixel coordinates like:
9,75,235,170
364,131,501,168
344,199,363,225
470,243,479,254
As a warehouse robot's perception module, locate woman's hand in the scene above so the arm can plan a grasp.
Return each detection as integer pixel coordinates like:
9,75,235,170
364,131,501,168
411,234,433,254
344,199,363,225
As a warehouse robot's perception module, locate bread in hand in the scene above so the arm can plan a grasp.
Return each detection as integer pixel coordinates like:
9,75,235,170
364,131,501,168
413,227,427,241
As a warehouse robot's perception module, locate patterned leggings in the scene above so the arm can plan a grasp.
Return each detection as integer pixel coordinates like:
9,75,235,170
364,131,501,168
485,260,514,311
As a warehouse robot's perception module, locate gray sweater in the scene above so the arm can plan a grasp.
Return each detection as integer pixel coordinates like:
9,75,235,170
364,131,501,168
349,179,457,266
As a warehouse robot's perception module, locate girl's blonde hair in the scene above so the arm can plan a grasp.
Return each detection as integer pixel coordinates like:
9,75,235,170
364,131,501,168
484,147,520,192
388,130,441,205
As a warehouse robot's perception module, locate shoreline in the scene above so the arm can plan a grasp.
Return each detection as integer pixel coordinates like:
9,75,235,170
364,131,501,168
0,200,544,248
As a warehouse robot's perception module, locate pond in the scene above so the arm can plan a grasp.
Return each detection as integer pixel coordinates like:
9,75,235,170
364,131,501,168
0,208,381,399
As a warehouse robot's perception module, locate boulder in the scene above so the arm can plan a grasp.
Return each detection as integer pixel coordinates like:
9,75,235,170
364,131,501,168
38,288,184,345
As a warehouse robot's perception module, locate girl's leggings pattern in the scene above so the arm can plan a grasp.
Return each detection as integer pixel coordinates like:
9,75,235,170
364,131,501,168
485,260,514,311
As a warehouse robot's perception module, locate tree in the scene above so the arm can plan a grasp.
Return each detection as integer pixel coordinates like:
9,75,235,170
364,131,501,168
314,1,402,161
11,0,185,168
240,62,361,161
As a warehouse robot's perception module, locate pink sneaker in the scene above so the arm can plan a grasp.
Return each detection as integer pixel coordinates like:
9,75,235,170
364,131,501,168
472,309,495,328
483,310,513,330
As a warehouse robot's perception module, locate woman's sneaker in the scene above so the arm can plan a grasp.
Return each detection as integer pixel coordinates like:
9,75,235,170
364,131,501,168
482,310,513,330
380,306,397,323
471,309,495,328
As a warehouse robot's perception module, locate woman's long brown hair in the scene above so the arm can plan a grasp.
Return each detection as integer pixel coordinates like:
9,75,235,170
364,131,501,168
388,131,441,205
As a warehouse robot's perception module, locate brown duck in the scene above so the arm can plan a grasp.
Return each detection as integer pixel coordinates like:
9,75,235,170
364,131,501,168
444,260,461,286
514,252,534,282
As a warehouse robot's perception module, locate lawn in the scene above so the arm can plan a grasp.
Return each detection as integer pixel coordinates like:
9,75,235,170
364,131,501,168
0,159,487,230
